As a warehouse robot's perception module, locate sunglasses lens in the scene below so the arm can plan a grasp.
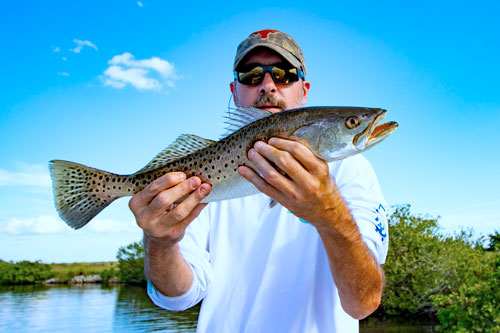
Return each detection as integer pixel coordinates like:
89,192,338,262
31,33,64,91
238,67,264,85
237,66,301,85
272,67,298,84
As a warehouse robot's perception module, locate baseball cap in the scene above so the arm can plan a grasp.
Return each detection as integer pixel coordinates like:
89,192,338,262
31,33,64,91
233,29,307,75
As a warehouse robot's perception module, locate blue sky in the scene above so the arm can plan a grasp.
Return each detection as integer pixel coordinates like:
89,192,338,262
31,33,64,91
1,1,499,262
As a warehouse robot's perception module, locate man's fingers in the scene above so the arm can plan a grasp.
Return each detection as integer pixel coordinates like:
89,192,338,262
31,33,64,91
252,141,313,190
268,137,325,174
130,172,186,209
247,148,297,196
148,177,202,215
166,183,212,223
156,184,211,241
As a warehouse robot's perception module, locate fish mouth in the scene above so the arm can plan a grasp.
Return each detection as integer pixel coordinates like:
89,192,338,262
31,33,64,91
354,110,398,148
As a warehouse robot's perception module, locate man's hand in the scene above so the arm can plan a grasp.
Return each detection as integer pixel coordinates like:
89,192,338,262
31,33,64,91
129,172,212,297
238,137,384,319
129,172,212,245
237,137,339,231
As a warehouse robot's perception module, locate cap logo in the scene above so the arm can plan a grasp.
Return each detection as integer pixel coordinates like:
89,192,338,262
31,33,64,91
251,29,281,39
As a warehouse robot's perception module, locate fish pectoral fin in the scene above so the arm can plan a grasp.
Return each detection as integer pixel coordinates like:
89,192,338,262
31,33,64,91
133,134,216,174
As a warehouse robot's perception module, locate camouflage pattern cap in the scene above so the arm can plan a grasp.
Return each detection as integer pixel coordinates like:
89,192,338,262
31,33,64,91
234,29,306,75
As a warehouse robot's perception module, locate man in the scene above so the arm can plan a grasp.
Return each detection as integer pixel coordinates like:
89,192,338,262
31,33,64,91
129,30,388,332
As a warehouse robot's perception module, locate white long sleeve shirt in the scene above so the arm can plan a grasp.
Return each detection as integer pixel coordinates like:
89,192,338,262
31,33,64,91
148,154,389,332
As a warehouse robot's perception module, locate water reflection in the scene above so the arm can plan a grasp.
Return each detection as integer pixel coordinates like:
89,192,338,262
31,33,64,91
113,285,200,332
0,284,119,332
0,285,437,332
360,316,438,333
0,284,199,332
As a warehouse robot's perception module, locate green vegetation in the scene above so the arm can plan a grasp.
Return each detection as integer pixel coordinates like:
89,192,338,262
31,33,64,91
380,204,500,332
0,260,52,285
0,261,118,285
433,256,500,332
116,240,146,285
50,262,118,281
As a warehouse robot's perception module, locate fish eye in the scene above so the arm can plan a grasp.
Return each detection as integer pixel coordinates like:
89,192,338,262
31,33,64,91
345,116,361,129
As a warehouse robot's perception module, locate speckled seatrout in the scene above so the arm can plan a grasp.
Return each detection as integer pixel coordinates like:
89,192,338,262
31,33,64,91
49,106,398,229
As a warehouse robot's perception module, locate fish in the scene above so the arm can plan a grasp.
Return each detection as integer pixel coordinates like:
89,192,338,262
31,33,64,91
49,106,398,229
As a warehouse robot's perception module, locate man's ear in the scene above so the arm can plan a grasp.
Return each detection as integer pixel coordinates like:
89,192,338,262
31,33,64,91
230,81,236,96
302,81,311,105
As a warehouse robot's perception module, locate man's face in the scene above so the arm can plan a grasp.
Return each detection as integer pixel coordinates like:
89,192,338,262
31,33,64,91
230,48,310,114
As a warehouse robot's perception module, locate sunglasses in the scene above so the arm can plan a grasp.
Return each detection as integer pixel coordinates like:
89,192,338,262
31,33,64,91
234,65,305,85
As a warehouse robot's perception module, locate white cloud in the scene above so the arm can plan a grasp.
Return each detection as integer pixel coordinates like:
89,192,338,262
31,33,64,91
62,56,67,61
69,39,98,53
103,66,161,90
86,218,138,233
0,163,51,187
0,216,138,235
102,52,178,91
109,52,175,77
52,46,60,52
137,1,143,7
58,72,70,77
0,216,71,235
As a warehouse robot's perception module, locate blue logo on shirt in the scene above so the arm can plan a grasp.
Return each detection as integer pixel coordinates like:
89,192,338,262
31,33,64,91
375,204,387,242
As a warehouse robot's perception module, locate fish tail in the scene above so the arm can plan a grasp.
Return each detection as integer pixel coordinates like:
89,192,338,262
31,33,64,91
49,160,124,229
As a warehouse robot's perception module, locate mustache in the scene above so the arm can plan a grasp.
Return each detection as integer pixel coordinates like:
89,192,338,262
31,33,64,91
252,94,287,110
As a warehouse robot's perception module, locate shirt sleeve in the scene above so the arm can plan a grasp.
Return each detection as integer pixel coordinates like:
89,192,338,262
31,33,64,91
330,154,389,264
147,206,213,311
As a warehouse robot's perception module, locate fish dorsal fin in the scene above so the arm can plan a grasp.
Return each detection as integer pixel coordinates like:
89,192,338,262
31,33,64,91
221,106,273,138
134,134,216,174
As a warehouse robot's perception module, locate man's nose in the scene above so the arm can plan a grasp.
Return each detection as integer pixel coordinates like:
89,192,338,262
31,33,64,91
259,72,277,94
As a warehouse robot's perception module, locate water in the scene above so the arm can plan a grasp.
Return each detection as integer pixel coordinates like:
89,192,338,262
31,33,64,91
0,285,438,332
0,284,199,332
